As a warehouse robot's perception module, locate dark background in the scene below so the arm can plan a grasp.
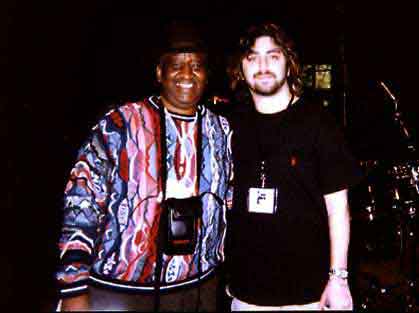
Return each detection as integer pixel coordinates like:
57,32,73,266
2,1,415,310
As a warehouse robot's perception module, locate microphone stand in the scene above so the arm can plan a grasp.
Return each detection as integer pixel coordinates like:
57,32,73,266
379,81,417,312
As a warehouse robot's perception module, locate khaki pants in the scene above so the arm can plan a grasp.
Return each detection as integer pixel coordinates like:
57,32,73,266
231,297,323,311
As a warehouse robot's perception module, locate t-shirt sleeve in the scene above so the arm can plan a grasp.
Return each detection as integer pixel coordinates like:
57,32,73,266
314,109,363,195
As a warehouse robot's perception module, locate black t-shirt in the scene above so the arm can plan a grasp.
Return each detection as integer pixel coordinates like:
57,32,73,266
227,96,362,306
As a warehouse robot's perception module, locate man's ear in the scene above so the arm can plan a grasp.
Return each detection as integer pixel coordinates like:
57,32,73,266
156,65,162,83
238,63,245,81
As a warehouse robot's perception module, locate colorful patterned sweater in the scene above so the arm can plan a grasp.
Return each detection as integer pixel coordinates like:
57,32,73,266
56,96,233,297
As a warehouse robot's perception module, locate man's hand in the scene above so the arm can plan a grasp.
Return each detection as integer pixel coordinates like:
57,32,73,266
319,277,353,310
60,294,89,311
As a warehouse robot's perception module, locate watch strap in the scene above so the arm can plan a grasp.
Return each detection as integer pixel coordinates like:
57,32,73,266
329,268,348,279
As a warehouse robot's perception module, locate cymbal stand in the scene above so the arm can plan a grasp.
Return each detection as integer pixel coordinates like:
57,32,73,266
358,82,417,311
381,81,418,311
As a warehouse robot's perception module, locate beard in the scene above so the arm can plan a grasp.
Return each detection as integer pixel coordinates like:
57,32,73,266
249,73,287,96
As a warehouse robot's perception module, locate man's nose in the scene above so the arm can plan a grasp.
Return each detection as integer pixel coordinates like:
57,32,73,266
258,56,269,72
181,64,193,78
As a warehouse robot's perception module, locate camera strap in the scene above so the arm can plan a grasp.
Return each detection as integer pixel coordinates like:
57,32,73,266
154,103,203,312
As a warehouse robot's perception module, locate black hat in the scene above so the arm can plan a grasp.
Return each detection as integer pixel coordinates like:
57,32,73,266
158,20,208,58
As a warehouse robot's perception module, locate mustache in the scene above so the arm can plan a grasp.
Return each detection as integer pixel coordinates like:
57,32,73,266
254,71,276,78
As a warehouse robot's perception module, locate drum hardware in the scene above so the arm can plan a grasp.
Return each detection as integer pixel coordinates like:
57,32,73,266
356,82,418,311
357,273,401,311
363,185,377,222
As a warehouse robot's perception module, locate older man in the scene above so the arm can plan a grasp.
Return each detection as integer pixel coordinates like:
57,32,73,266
56,21,232,311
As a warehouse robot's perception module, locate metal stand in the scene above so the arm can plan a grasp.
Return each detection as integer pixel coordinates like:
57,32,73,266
392,168,418,312
357,82,418,311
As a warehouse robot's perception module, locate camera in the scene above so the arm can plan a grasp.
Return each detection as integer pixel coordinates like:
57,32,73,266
160,196,202,255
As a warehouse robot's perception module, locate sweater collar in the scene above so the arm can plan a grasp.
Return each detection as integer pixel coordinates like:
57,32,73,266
147,95,206,117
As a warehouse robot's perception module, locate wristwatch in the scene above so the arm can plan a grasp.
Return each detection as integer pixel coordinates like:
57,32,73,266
329,268,349,280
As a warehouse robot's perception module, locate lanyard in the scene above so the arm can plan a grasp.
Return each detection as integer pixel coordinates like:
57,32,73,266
155,103,202,312
254,94,294,187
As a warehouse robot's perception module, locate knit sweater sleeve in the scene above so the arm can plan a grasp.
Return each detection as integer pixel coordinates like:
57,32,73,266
56,116,114,298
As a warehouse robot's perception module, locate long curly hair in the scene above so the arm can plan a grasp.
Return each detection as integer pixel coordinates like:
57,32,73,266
227,22,303,103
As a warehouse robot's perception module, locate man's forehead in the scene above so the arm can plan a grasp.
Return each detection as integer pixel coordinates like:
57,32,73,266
249,36,282,53
163,52,207,60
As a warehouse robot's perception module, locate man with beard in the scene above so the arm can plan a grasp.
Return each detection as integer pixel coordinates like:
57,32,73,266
225,21,361,310
56,21,233,311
